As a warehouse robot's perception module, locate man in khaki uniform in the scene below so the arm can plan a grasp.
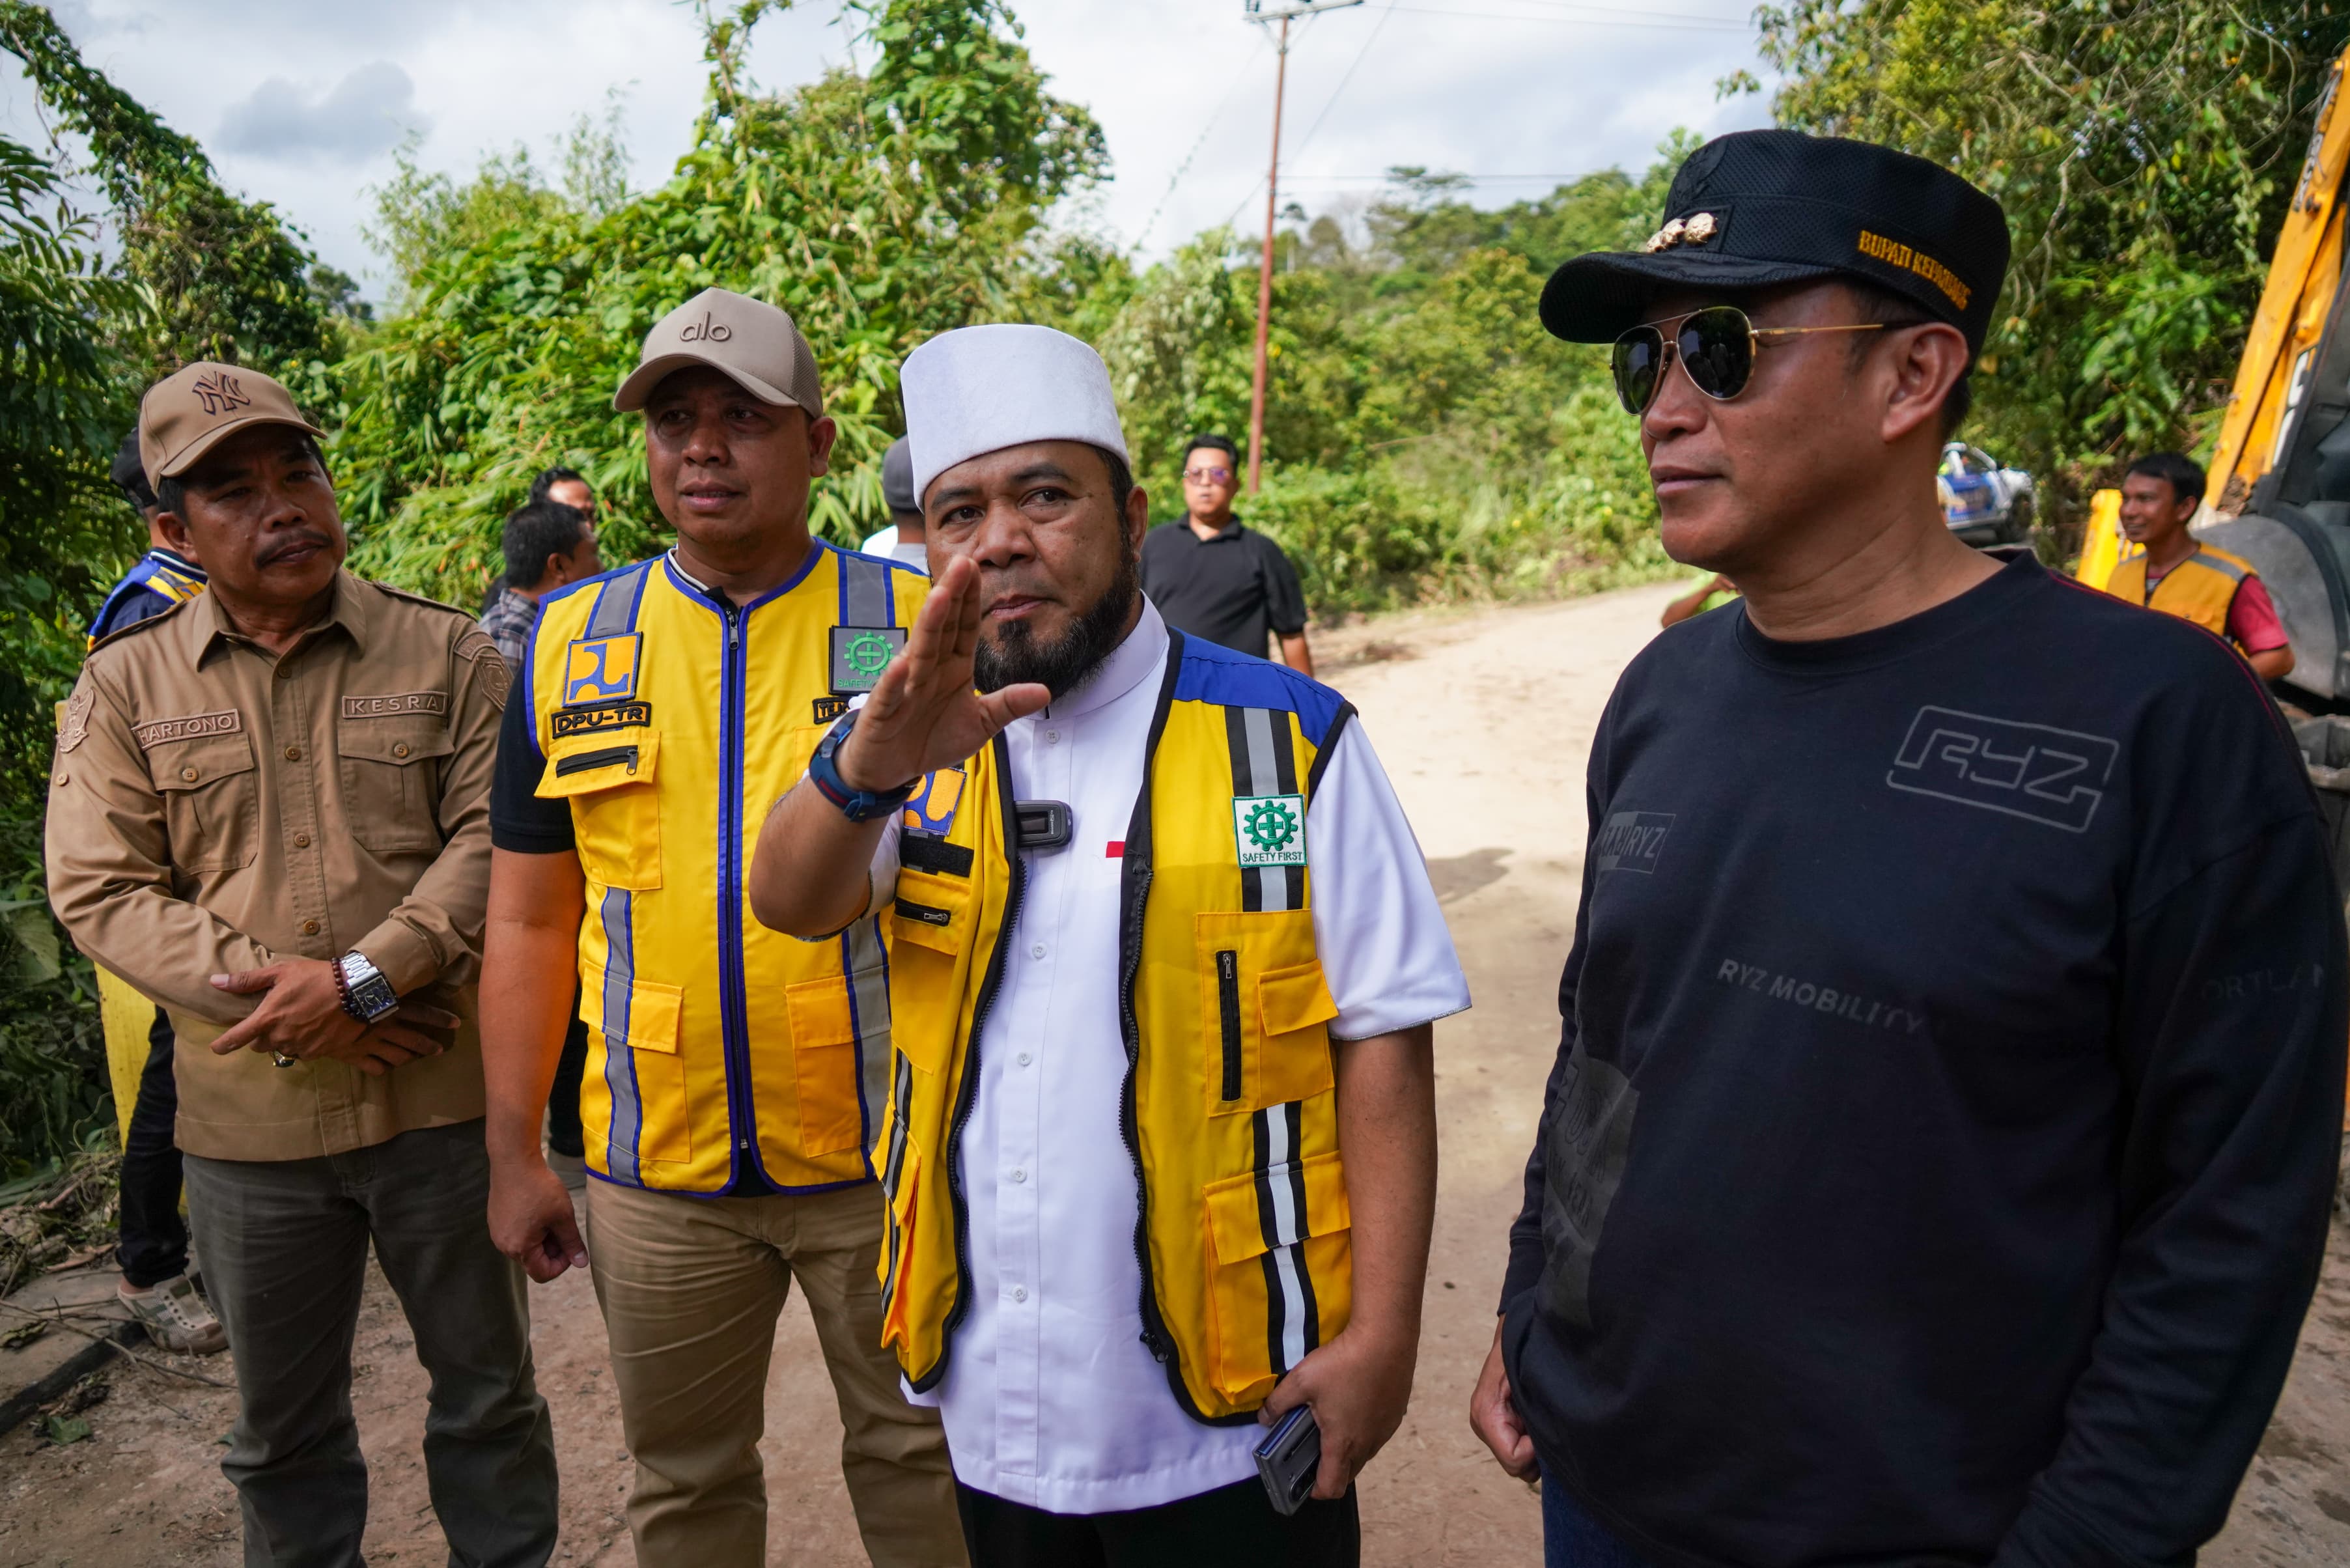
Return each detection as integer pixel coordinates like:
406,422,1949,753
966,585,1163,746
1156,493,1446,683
45,363,558,1568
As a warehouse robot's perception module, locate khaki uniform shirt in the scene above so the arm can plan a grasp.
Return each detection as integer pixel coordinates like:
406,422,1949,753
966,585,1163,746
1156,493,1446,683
45,571,510,1160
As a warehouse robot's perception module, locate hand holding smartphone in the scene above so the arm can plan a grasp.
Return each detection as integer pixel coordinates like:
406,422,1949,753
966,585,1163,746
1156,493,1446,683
1254,1403,1321,1517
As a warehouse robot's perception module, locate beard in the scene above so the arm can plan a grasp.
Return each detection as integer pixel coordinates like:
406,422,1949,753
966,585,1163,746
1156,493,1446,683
973,550,1140,701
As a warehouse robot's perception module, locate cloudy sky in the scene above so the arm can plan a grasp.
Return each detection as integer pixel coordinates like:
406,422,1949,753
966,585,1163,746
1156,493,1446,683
2,0,1774,302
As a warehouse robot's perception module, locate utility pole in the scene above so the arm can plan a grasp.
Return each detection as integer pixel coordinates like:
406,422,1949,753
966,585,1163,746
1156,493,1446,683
1243,0,1362,494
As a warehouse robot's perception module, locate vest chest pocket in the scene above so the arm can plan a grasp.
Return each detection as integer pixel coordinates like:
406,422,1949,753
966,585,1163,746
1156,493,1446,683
1201,1149,1354,1405
337,716,453,855
1196,910,1339,1115
888,866,970,1078
539,731,662,891
145,731,259,875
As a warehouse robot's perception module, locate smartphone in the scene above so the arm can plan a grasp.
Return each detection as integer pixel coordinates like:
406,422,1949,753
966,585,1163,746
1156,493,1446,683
1253,1403,1321,1517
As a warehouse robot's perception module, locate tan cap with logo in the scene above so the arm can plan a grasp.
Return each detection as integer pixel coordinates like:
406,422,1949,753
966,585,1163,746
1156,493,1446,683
139,362,326,484
613,287,824,417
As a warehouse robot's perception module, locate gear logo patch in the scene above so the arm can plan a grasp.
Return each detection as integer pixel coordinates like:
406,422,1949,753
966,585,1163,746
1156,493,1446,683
829,624,908,695
1233,792,1308,869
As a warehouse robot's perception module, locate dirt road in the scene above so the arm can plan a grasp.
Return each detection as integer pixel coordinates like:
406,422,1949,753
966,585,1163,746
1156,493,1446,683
7,580,2350,1566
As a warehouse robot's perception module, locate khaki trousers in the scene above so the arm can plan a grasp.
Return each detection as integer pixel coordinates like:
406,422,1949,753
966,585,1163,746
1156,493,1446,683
585,1177,963,1568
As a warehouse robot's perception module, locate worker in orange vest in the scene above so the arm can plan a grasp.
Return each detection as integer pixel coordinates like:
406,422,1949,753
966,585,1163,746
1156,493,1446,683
2107,452,2295,681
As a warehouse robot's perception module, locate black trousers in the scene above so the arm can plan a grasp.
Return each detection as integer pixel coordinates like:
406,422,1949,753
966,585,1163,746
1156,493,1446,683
546,1011,589,1159
955,1477,1359,1568
117,1005,188,1289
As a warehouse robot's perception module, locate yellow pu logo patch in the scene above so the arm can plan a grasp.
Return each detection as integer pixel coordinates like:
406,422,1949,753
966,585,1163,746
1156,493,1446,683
564,634,641,706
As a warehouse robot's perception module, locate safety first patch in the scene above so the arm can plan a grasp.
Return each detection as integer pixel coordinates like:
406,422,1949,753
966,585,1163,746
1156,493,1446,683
1233,793,1308,869
830,626,906,695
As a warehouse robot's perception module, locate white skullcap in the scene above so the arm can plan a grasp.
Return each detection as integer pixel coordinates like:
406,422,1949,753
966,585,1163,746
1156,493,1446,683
901,324,1130,504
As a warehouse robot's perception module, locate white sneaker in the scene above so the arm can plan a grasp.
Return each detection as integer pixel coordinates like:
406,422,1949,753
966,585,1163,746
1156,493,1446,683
121,1274,227,1356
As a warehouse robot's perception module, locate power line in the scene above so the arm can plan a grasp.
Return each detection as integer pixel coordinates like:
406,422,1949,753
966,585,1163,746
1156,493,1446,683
1442,0,1751,21
1378,3,1750,31
1128,30,1274,253
1286,0,1397,165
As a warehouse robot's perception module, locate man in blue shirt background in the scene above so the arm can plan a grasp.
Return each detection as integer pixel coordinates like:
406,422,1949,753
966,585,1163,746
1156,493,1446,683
89,429,208,647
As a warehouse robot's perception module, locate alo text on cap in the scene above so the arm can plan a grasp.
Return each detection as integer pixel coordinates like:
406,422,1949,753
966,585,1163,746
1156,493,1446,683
614,287,824,417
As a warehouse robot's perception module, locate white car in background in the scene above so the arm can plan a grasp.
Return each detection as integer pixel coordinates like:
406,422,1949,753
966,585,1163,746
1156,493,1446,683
1938,441,2036,546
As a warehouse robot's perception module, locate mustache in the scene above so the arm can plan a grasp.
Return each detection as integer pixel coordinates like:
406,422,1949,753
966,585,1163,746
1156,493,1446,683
257,530,333,566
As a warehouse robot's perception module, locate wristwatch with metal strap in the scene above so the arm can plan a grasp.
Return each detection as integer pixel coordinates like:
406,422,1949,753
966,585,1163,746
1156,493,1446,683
335,950,400,1025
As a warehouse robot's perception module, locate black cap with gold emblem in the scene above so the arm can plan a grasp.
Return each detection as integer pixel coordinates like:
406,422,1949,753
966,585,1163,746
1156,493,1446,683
1538,130,2010,356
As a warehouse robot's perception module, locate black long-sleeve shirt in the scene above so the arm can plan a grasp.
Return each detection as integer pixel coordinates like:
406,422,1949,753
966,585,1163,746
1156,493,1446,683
1502,554,2345,1568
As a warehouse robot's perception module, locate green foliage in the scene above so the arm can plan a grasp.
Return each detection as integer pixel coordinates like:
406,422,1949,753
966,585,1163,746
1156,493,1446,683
0,132,133,1172
336,0,1109,602
0,0,352,385
0,135,143,798
1099,154,1688,614
1754,0,2350,516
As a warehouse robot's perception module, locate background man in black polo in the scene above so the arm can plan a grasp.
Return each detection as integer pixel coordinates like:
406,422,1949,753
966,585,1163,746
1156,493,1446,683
1138,434,1313,672
1468,129,2347,1568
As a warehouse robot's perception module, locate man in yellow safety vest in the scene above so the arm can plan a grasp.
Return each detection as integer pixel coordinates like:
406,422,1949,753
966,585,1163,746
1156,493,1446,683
2108,451,2294,681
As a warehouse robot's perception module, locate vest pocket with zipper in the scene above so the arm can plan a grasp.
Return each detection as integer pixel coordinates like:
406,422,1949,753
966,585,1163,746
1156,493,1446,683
1196,909,1339,1113
580,957,691,1166
337,716,452,856
538,730,663,891
1200,1149,1354,1404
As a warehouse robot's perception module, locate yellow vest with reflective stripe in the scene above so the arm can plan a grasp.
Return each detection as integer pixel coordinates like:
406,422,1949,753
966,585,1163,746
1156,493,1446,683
2106,544,2255,647
876,630,1358,1423
525,546,927,1195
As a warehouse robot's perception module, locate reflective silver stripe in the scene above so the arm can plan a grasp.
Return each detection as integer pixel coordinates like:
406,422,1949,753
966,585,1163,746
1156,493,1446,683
845,917,893,1157
841,550,891,628
2193,550,2248,584
1238,705,1298,912
598,887,643,1186
878,1054,914,1315
586,563,651,638
882,1055,913,1197
1254,1102,1310,1375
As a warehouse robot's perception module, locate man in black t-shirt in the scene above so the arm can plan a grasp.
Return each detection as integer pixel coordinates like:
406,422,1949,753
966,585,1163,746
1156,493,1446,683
1469,130,2347,1568
1138,434,1312,671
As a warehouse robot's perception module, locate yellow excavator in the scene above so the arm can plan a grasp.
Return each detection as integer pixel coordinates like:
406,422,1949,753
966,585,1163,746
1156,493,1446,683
2179,46,2350,707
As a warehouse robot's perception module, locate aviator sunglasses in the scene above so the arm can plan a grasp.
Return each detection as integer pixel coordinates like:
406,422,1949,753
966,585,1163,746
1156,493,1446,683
1610,305,1887,415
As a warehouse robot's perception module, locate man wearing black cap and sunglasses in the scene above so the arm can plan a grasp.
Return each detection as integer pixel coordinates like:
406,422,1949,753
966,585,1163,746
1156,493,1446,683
1471,129,2347,1568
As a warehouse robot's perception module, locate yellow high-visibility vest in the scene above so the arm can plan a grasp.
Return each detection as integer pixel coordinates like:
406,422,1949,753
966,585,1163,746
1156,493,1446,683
2106,543,2257,648
876,632,1357,1423
525,546,927,1194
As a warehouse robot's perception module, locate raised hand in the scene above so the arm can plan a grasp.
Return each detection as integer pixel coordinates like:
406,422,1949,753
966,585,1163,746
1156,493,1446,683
837,553,1050,791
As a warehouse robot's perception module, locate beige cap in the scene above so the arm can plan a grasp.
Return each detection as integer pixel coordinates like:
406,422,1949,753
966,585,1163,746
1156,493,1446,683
613,288,824,416
139,362,326,484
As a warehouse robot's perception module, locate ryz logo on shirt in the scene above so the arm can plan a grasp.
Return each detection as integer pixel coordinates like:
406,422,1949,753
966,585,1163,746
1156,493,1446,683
1594,811,1673,874
1886,706,2117,833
